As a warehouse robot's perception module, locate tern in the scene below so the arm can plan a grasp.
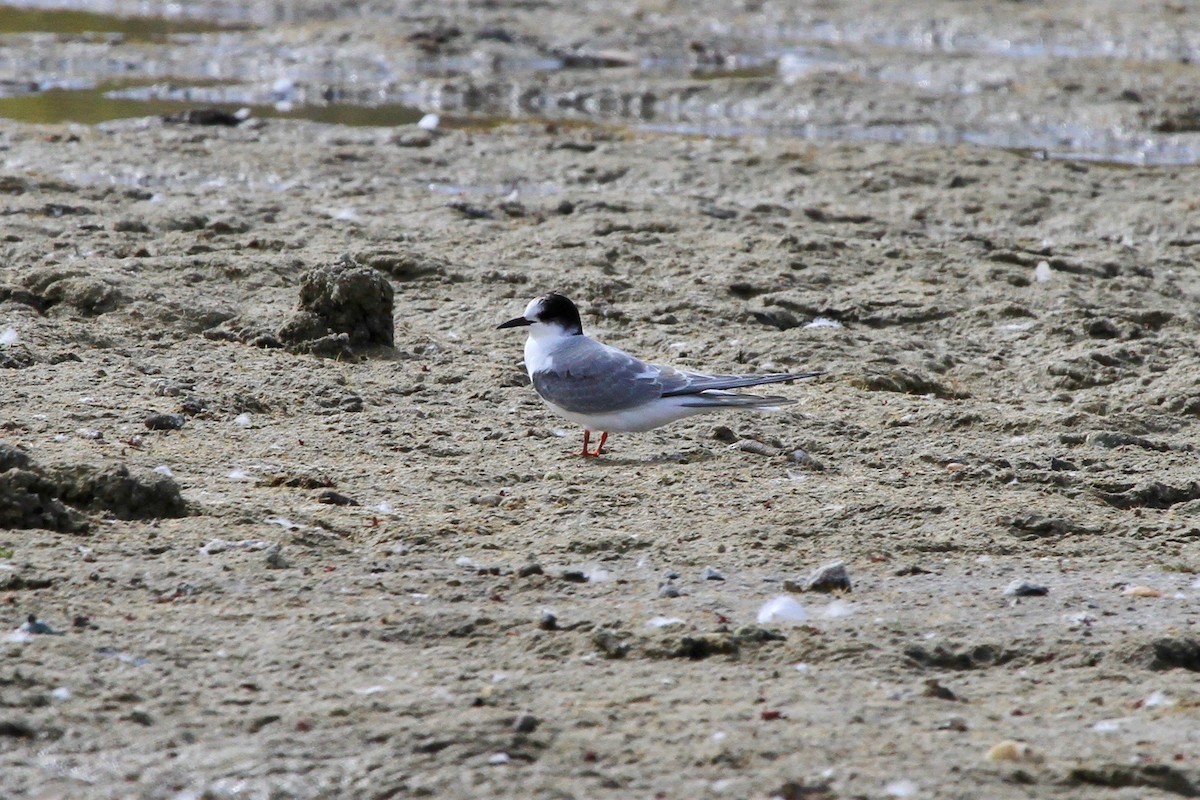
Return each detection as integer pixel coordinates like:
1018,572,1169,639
497,292,821,456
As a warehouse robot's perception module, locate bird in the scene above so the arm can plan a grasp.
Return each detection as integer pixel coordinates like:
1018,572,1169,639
497,292,822,457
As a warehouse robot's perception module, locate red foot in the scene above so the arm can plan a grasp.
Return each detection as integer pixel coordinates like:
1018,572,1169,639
580,431,609,457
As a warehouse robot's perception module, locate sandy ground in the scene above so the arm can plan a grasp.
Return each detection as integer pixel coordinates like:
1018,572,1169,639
2,2,1200,799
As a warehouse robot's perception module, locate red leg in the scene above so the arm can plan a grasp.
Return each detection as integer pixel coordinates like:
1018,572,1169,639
579,430,608,457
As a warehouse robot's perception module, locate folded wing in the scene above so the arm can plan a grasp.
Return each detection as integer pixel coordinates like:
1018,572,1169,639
531,339,822,414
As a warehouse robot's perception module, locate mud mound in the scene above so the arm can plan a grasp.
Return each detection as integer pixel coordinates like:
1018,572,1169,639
0,446,188,533
277,257,395,356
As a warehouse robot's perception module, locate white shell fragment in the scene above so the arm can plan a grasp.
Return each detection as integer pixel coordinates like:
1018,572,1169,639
756,596,809,624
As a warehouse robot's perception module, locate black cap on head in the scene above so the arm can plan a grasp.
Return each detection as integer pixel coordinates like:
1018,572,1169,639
496,292,584,334
533,292,583,335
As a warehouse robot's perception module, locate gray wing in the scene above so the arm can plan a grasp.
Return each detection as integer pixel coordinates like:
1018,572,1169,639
532,338,820,414
660,369,819,396
531,341,670,414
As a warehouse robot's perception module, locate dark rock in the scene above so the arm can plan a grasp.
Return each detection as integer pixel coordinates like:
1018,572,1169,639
124,710,154,726
316,489,357,506
178,397,208,416
560,570,588,583
666,634,738,660
517,563,543,578
512,714,539,734
701,566,725,581
144,413,185,431
162,107,243,126
248,714,281,733
771,781,836,800
700,205,738,220
446,200,493,219
733,626,787,644
750,308,802,330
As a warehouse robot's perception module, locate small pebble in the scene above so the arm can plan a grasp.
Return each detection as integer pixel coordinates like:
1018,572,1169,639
144,412,185,431
538,611,557,631
711,425,737,443
263,544,288,570
1004,580,1049,597
701,567,725,581
517,563,543,578
663,569,680,580
985,740,1044,763
937,717,968,732
512,713,539,734
738,439,781,457
1123,585,1161,597
803,560,852,593
658,582,681,598
923,679,959,701
560,570,587,583
316,489,357,506
787,448,824,469
395,131,433,148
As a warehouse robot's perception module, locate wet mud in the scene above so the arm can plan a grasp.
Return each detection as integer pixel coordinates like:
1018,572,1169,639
2,2,1200,799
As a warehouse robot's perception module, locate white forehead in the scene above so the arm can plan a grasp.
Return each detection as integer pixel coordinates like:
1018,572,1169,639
523,296,545,318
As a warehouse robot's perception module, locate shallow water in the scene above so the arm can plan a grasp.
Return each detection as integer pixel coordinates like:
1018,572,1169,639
0,5,238,38
1,2,1198,166
0,83,423,126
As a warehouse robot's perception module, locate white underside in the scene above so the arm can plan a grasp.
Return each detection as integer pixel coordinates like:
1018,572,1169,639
543,397,714,433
